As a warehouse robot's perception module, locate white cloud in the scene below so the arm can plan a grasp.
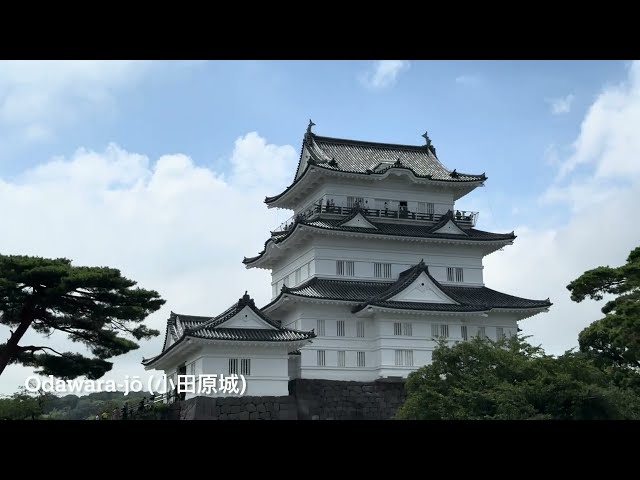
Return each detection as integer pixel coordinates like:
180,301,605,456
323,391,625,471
557,63,640,181
228,132,298,189
486,61,640,355
0,61,152,138
547,93,575,115
360,60,410,90
455,74,481,86
543,144,560,166
0,133,298,394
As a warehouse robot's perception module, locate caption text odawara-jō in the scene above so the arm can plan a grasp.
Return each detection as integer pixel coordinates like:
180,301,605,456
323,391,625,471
24,374,247,396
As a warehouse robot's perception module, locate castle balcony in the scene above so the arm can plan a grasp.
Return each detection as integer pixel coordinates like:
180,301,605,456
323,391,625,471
274,199,479,233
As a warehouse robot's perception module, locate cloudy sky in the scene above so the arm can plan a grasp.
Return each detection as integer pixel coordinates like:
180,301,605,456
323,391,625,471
1,60,638,395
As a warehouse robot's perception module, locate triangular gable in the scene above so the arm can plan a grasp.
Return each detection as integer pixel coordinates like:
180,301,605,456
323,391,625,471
388,271,458,304
340,212,378,229
217,305,277,330
296,144,312,180
432,219,468,236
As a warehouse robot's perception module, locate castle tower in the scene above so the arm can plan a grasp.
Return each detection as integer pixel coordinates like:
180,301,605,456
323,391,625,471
144,123,551,398
244,122,551,381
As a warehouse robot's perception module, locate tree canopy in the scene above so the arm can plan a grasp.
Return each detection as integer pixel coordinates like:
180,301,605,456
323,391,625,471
0,255,165,380
396,337,640,420
398,245,640,420
567,246,640,372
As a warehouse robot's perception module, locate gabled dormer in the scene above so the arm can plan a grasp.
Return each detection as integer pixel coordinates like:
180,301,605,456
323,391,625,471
429,210,470,236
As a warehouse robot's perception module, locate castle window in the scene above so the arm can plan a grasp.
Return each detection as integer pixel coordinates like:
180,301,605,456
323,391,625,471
336,260,354,276
337,320,345,337
317,350,326,366
461,325,468,341
447,267,464,282
431,324,449,338
347,196,364,208
477,327,486,340
241,359,251,376
403,323,412,336
357,351,366,368
496,327,504,340
317,319,325,337
418,202,435,215
395,350,414,366
356,321,365,338
229,358,238,375
337,351,346,367
394,322,412,336
374,262,392,278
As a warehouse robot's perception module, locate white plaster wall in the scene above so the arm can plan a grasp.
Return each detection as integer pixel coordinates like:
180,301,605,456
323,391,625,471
171,346,293,398
267,209,493,293
311,237,485,286
272,247,315,294
290,302,522,381
293,177,462,216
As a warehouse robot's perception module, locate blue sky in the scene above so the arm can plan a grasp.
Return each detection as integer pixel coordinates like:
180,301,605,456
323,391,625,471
1,60,638,394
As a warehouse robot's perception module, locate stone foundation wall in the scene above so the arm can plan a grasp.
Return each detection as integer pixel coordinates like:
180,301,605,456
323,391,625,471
180,395,297,420
179,378,406,420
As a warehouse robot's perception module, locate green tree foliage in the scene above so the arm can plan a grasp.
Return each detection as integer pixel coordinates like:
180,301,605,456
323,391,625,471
396,337,640,420
0,255,165,379
567,246,640,372
0,387,49,420
0,390,154,420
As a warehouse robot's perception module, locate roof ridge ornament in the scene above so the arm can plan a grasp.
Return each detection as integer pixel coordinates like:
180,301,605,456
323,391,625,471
307,119,316,135
238,291,255,308
422,130,437,156
421,131,431,147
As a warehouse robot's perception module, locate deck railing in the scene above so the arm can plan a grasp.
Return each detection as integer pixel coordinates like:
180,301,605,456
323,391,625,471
275,201,478,232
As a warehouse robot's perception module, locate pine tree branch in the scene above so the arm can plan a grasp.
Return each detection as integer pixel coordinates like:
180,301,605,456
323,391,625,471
16,345,73,358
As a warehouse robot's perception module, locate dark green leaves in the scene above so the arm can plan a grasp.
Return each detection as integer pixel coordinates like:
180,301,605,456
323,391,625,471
0,254,165,379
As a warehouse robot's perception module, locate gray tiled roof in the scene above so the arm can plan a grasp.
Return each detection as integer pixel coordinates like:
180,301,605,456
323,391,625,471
243,213,514,265
312,135,484,181
268,263,552,313
369,301,488,312
266,131,486,204
303,217,513,240
284,278,391,300
143,293,316,366
188,327,314,342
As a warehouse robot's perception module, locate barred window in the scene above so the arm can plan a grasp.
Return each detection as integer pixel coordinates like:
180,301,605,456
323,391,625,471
229,358,238,375
337,320,345,337
317,350,326,366
395,350,414,366
357,351,365,367
356,321,365,338
317,319,325,336
336,260,355,276
461,325,468,341
431,324,449,338
240,359,251,376
447,267,464,282
337,351,346,367
374,262,392,278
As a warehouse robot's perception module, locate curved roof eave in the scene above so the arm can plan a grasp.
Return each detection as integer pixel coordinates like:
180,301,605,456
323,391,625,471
264,163,486,207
